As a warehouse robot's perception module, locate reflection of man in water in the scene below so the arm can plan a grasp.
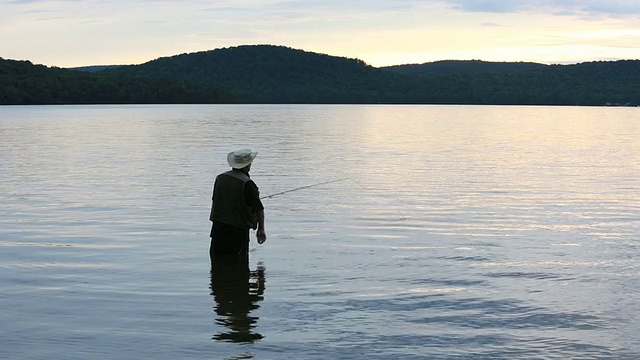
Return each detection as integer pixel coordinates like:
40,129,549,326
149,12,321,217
210,255,266,343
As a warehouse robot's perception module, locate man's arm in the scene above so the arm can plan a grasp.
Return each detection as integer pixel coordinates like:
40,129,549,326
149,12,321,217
245,180,266,244
256,209,266,244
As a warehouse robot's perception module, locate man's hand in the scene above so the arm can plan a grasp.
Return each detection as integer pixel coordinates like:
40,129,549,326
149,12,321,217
257,229,267,244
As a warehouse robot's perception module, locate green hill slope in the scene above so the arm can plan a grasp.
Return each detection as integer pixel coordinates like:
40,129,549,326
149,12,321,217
2,45,640,105
0,58,233,105
382,60,547,76
105,45,406,103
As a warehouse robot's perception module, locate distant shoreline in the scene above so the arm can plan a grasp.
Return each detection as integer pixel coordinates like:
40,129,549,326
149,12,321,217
2,45,639,107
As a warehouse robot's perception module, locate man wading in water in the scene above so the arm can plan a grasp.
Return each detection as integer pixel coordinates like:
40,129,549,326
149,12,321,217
209,149,266,259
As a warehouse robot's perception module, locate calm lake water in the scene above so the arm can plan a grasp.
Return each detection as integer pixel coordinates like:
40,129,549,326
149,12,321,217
1,104,639,359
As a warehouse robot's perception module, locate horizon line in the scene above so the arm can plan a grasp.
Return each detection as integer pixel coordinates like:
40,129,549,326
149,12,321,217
3,44,638,69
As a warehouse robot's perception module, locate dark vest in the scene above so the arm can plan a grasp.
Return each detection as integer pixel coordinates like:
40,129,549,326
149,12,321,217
210,170,258,229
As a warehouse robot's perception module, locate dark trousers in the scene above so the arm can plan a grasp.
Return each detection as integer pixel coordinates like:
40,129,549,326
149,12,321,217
210,221,250,259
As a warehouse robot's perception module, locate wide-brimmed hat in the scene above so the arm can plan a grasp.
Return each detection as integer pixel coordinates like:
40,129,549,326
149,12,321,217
227,149,258,169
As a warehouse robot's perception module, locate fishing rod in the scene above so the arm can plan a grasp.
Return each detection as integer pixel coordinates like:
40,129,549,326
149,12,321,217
260,178,349,199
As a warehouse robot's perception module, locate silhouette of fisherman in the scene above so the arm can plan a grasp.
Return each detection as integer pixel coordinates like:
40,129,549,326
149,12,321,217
208,149,267,342
209,149,266,259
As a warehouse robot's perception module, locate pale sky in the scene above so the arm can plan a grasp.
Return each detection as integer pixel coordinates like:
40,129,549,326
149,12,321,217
2,0,640,68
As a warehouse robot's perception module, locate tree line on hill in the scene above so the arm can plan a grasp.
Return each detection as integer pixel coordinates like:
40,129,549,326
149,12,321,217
0,58,234,105
1,45,639,106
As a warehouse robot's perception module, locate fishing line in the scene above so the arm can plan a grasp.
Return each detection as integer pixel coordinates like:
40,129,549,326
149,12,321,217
260,178,349,199
260,177,407,221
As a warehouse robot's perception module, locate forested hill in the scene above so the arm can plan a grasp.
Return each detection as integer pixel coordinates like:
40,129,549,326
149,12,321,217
0,58,234,104
2,45,640,105
104,45,402,103
382,60,547,76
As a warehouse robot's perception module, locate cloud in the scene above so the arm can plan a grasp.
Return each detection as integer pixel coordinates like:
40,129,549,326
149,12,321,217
480,22,506,27
447,0,523,13
36,16,64,21
5,0,41,3
5,0,640,18
447,0,640,17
